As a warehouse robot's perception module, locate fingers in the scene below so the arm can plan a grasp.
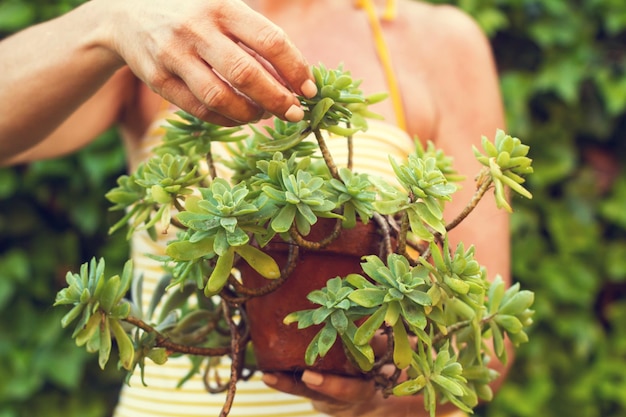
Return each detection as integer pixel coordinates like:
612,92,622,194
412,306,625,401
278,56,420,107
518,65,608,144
195,33,305,122
262,371,377,404
221,2,317,100
156,0,317,124
261,372,332,403
156,73,247,126
301,371,377,402
263,371,381,417
110,0,317,125
165,52,264,124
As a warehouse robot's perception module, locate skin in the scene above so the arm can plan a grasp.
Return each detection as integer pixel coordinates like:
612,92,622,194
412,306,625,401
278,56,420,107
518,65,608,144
0,0,511,415
0,0,315,163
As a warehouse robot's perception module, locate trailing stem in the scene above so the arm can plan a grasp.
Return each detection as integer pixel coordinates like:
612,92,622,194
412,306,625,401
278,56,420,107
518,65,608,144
223,244,300,303
445,168,493,232
206,148,218,181
431,313,497,345
123,315,230,356
219,302,242,417
288,220,343,250
170,198,187,229
204,359,229,394
396,211,410,259
346,126,354,171
313,128,341,181
373,212,395,258
203,306,251,395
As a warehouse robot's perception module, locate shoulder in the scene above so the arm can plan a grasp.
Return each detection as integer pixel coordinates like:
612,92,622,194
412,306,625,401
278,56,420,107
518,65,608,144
391,2,504,139
393,1,498,90
395,1,492,57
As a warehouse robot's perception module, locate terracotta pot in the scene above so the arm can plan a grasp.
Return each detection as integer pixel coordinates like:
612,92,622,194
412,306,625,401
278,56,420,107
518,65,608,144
239,219,386,376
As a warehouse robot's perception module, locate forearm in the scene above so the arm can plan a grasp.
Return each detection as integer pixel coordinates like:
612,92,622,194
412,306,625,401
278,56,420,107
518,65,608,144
0,0,318,163
0,0,123,158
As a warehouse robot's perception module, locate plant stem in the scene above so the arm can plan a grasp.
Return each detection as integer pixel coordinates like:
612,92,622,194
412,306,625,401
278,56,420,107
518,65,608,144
173,197,185,213
346,123,354,171
123,315,230,356
431,313,496,345
170,216,186,230
373,213,394,257
313,128,340,180
170,198,187,230
224,268,289,301
445,168,493,232
347,136,354,170
224,243,300,304
220,302,240,417
206,149,218,180
397,211,409,256
288,220,343,250
203,360,229,394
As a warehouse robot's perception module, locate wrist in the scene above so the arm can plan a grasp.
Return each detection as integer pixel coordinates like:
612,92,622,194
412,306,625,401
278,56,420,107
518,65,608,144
71,0,127,71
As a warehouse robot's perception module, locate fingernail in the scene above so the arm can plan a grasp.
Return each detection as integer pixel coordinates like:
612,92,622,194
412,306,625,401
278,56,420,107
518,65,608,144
301,79,318,98
285,104,304,122
262,373,278,386
301,370,324,387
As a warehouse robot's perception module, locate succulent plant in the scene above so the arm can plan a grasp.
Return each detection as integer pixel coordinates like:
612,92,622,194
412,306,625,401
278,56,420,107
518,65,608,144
55,64,535,417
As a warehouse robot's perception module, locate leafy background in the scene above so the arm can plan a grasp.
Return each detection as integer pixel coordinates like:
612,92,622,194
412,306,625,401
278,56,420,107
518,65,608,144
1,0,625,416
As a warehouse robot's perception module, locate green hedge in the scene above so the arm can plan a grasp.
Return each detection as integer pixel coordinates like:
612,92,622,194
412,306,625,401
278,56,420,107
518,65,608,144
1,1,625,416
0,131,128,417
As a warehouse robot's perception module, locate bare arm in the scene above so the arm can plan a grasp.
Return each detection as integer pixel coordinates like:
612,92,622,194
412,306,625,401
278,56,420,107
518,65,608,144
2,69,135,166
0,2,127,163
0,0,316,164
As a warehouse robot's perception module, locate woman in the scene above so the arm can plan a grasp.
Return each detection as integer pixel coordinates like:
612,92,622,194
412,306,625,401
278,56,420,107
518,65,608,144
0,0,510,416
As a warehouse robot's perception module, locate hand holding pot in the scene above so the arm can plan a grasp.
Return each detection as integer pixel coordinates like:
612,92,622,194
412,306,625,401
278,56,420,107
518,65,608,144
262,370,462,417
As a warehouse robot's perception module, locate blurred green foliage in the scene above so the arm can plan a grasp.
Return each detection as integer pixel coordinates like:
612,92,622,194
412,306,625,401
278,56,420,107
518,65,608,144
1,0,625,416
0,129,128,417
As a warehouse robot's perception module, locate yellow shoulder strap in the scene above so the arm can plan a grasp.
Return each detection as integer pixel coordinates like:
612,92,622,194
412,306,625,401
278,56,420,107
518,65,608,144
355,0,406,131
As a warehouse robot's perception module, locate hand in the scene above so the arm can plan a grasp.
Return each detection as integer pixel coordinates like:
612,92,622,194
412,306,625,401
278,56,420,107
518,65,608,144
262,370,379,416
262,370,457,417
102,0,317,125
261,333,461,417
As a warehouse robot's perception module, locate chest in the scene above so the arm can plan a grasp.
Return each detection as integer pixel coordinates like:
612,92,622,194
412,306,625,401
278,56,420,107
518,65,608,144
268,7,437,141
